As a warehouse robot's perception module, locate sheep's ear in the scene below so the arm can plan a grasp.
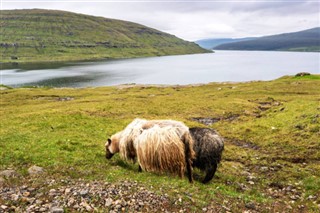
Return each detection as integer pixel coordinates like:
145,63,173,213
107,138,111,145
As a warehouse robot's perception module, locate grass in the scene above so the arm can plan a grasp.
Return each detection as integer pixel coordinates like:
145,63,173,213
0,9,209,63
1,75,320,211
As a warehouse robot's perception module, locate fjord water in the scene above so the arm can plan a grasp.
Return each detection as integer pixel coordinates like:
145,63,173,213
1,51,319,87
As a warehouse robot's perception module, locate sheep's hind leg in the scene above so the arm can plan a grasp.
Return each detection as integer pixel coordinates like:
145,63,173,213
186,160,193,183
202,163,217,184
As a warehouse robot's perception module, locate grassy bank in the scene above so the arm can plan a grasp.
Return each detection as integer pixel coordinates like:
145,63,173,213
1,75,319,211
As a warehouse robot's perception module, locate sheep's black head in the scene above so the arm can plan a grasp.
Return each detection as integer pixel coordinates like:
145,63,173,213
105,138,114,159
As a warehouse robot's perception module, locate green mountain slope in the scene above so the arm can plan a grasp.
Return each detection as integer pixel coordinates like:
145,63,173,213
0,9,209,63
214,27,320,52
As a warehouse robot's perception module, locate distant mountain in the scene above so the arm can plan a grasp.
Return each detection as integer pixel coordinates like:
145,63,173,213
0,9,209,63
195,38,255,49
214,28,320,52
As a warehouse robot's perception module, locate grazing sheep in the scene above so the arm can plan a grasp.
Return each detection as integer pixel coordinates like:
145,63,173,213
105,118,195,183
189,127,224,183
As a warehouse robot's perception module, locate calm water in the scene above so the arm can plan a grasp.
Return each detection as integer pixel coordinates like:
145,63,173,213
1,51,319,87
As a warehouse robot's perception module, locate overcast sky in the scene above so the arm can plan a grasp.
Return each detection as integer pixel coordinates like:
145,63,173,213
1,0,319,41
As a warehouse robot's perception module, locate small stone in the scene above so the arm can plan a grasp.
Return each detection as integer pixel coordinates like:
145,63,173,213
1,205,8,210
68,198,75,206
35,200,43,205
49,189,56,195
23,191,30,197
50,206,64,213
28,165,44,175
80,189,88,196
65,188,71,194
202,207,207,211
248,181,255,185
105,198,113,207
11,194,19,201
245,202,256,210
247,175,256,181
39,207,47,212
84,204,92,211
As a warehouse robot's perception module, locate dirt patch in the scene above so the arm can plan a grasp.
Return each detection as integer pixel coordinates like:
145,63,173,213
191,114,239,126
34,95,74,101
190,117,220,126
249,97,283,112
226,138,260,150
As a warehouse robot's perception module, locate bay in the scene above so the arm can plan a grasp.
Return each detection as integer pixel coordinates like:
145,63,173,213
1,50,319,88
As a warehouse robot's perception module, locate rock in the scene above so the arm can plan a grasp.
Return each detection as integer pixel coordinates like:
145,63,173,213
50,206,64,213
248,181,255,185
23,191,30,197
105,198,113,207
28,165,44,175
65,188,71,194
11,194,20,201
80,189,88,196
260,166,269,172
49,189,58,197
295,72,310,77
245,202,256,210
39,207,47,212
0,169,18,178
1,205,8,210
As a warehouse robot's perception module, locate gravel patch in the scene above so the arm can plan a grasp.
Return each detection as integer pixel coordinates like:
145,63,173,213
0,178,172,212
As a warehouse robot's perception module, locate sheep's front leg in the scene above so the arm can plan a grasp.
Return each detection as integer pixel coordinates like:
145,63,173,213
202,163,217,184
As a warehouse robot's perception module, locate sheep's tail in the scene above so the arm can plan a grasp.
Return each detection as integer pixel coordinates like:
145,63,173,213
182,131,195,183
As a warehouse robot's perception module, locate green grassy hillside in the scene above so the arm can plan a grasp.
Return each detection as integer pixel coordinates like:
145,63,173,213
0,9,209,63
1,75,319,211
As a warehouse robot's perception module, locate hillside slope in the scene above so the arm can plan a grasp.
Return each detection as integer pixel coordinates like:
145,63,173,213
214,27,320,51
0,9,209,63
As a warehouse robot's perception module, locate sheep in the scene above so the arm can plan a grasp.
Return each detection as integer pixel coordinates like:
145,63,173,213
189,127,224,183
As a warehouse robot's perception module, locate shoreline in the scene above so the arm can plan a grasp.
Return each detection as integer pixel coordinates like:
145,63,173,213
2,74,319,90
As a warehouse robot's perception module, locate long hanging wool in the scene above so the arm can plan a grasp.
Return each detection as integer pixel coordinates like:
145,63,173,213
134,125,187,177
118,118,147,162
106,118,195,182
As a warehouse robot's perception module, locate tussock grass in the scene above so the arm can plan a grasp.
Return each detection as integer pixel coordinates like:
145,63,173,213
1,75,319,211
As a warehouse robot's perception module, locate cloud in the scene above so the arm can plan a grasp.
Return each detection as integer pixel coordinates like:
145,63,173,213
1,0,319,41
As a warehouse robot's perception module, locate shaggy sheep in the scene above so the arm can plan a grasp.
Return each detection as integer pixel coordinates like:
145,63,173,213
105,118,195,183
189,127,224,183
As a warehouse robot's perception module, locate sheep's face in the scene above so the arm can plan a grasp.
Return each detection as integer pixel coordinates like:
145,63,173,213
105,133,121,159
